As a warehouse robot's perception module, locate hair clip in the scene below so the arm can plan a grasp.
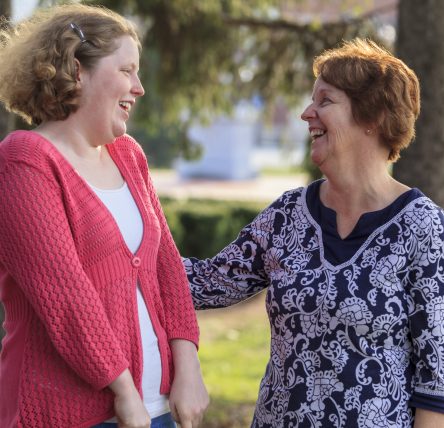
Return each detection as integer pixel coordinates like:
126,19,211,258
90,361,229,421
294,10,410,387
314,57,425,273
70,22,88,44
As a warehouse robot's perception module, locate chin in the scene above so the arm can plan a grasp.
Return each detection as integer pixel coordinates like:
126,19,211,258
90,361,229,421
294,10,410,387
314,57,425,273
112,125,127,139
310,152,324,167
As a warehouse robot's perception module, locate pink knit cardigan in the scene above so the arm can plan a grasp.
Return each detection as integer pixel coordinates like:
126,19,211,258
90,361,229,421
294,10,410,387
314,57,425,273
0,131,199,428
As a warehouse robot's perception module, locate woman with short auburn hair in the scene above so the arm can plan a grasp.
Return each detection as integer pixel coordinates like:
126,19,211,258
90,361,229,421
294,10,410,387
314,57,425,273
312,38,420,161
185,38,444,427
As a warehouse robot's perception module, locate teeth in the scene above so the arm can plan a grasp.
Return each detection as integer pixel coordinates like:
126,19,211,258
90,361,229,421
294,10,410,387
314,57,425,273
310,129,326,138
119,101,132,112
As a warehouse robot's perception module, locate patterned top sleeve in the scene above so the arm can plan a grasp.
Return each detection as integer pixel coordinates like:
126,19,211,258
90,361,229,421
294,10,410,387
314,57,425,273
408,203,444,411
183,196,289,309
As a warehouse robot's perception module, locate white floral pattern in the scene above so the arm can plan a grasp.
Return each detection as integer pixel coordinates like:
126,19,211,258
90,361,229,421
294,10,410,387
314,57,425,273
184,186,444,427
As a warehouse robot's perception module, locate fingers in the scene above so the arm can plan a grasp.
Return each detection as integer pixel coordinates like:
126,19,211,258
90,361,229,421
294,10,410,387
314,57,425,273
171,405,206,428
111,370,151,428
117,414,151,428
170,402,180,424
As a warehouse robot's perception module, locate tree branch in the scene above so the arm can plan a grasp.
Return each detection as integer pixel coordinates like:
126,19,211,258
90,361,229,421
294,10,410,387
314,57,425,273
222,1,398,32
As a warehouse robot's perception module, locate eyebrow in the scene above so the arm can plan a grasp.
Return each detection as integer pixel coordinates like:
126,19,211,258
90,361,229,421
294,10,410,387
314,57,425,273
122,62,140,71
311,88,334,101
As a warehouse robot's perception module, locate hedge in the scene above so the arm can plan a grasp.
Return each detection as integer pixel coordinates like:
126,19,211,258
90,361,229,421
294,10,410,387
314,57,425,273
160,198,266,259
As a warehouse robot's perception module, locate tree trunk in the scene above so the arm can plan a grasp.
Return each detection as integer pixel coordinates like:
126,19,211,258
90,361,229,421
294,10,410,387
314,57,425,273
0,0,11,17
0,0,11,348
393,0,444,207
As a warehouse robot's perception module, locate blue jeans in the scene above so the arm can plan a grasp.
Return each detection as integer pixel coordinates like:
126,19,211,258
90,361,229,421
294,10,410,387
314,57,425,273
91,412,176,428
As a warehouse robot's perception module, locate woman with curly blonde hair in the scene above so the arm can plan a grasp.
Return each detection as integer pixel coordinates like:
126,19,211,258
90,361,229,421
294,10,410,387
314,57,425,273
0,4,208,428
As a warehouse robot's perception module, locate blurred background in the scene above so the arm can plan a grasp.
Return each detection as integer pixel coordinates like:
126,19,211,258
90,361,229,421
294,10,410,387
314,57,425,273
1,1,444,426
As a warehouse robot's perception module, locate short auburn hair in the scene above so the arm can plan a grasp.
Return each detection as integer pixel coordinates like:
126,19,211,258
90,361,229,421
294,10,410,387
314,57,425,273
313,38,420,162
0,4,140,125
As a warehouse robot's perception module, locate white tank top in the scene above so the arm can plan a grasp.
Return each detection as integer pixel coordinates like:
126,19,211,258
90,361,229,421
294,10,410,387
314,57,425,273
90,181,169,419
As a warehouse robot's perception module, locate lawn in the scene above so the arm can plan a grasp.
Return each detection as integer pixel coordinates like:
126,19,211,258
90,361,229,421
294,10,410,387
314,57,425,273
196,292,270,428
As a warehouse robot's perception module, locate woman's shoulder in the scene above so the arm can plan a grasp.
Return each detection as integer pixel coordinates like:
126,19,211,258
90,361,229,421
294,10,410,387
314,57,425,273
404,191,444,214
271,185,306,208
0,130,59,171
1,129,51,151
110,134,147,166
112,134,144,155
250,185,308,228
400,192,444,232
254,185,308,222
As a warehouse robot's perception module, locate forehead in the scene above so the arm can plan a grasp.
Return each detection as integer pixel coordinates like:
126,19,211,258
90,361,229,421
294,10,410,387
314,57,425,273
103,35,140,64
312,77,344,98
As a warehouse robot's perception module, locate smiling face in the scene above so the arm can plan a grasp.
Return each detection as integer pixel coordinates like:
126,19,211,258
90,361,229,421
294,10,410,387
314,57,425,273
301,77,366,170
76,35,144,144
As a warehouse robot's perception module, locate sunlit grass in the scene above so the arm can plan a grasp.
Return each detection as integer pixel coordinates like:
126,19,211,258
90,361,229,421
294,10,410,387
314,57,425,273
260,165,306,176
197,293,270,427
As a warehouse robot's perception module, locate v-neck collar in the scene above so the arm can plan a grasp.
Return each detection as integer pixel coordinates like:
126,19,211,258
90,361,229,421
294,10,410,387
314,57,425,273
24,130,149,259
318,184,420,241
301,181,426,271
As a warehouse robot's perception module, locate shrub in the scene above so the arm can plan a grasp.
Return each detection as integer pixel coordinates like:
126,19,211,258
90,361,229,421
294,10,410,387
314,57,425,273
160,198,265,259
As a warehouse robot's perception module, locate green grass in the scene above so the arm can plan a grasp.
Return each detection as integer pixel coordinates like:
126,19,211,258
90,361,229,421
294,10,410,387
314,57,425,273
260,165,307,176
197,293,270,427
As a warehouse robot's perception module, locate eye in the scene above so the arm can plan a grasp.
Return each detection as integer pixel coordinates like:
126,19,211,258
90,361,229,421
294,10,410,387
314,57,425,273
320,97,332,106
121,69,131,75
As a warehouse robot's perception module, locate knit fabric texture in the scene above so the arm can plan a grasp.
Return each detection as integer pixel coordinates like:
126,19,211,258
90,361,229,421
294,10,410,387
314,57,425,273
0,130,199,428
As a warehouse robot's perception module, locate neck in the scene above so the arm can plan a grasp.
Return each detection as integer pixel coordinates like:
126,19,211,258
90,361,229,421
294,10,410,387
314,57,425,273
320,158,408,215
34,118,124,189
35,116,113,161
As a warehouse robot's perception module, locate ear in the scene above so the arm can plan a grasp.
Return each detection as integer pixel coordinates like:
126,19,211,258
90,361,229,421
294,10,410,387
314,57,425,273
363,118,381,136
74,58,82,83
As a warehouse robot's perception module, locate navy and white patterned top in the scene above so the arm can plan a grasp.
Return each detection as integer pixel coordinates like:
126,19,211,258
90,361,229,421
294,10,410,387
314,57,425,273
185,181,444,427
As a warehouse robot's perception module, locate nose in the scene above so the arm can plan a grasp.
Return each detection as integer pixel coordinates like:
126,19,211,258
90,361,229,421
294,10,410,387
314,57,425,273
301,102,316,121
131,74,145,97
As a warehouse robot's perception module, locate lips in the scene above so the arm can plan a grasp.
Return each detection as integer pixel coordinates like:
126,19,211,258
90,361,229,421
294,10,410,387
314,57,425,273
310,128,326,139
119,101,132,112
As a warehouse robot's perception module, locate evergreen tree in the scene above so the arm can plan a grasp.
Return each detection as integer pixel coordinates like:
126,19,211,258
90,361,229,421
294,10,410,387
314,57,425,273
85,0,382,156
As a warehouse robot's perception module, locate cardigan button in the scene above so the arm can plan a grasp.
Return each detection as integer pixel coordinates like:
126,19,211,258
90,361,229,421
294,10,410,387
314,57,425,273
131,256,141,267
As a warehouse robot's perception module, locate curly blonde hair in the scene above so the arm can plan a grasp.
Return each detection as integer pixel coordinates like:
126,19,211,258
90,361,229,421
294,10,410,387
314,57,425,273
313,38,420,162
0,4,140,125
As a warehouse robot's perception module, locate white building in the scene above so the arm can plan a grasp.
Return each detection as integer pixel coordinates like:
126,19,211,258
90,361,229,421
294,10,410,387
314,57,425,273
11,0,39,22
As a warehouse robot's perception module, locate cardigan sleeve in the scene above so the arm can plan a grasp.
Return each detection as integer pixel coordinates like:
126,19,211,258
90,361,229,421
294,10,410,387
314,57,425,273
142,165,200,346
183,204,274,310
0,162,129,390
408,204,444,413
